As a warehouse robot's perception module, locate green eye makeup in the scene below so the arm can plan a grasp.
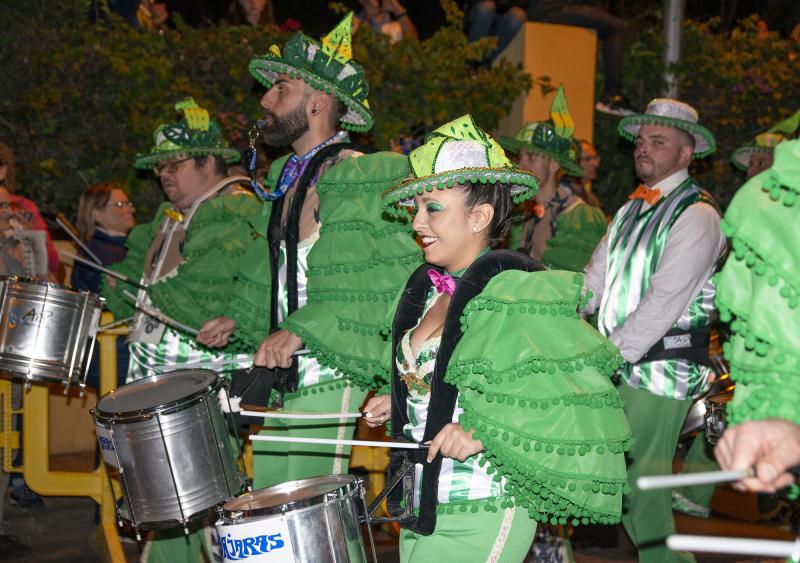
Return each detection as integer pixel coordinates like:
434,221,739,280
426,202,445,213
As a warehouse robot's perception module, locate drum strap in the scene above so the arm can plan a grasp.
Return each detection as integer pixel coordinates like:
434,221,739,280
638,327,712,367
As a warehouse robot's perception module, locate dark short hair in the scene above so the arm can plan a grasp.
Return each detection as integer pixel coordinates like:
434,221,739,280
193,154,228,177
456,181,512,246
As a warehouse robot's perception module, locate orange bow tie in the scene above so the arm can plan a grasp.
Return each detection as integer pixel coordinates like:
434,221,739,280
628,184,661,205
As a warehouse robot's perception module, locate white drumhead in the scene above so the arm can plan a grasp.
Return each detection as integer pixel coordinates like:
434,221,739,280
224,475,355,513
96,369,218,415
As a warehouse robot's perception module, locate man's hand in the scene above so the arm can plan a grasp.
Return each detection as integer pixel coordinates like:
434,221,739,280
363,394,391,428
197,316,237,348
427,423,484,463
715,419,800,493
254,329,303,369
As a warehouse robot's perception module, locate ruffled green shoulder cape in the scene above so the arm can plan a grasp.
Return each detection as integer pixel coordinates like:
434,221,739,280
285,151,423,389
715,140,800,426
542,202,607,272
101,192,263,352
446,269,631,524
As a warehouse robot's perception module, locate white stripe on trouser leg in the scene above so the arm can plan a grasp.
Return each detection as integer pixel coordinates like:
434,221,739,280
332,384,352,475
487,506,516,563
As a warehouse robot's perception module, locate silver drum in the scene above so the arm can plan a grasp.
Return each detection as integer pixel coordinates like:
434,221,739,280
0,276,103,387
216,475,367,563
92,369,245,531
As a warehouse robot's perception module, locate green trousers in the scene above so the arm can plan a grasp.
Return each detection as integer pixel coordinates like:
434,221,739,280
617,384,696,563
253,381,368,489
400,505,537,562
676,431,718,507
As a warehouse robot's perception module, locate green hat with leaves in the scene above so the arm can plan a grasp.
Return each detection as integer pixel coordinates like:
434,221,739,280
134,98,240,170
618,98,715,159
248,13,373,132
499,86,584,177
731,109,800,171
382,114,539,213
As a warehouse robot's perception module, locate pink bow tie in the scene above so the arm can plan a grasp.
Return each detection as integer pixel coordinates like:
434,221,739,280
428,269,456,296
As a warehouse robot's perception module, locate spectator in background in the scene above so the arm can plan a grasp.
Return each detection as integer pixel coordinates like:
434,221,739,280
226,0,273,27
72,183,135,294
0,143,64,282
356,0,419,43
569,138,603,208
71,183,134,390
466,1,527,62
71,184,135,406
528,1,633,116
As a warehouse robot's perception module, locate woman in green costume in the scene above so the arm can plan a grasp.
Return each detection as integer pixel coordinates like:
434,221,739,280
714,139,800,494
364,115,632,562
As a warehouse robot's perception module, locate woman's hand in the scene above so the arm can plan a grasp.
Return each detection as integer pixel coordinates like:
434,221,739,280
253,329,303,369
197,316,237,348
363,394,391,428
427,423,483,463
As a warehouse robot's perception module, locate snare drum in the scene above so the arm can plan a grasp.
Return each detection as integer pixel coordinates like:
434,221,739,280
92,369,245,532
216,475,367,563
0,276,103,387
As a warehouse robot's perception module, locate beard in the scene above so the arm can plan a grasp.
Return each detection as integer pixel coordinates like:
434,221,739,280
261,102,309,147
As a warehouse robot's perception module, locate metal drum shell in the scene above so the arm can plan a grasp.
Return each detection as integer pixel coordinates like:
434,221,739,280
0,276,103,385
94,377,244,529
218,475,367,563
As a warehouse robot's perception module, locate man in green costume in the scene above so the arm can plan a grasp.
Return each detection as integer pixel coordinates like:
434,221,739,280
730,110,799,180
500,86,607,272
102,99,263,562
714,139,800,494
104,97,261,380
583,98,727,563
202,13,421,489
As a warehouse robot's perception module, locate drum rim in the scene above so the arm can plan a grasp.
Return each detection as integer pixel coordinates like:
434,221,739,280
94,370,223,421
220,475,359,520
0,274,105,303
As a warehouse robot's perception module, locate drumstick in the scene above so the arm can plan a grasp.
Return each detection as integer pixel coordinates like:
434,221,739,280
151,350,312,372
122,290,199,336
61,252,147,290
637,468,754,490
240,409,363,419
56,214,103,265
98,317,133,331
667,535,800,558
249,434,428,449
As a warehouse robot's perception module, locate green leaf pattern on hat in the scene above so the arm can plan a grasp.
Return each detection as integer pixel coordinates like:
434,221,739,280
383,115,539,212
410,115,511,178
499,86,584,177
133,97,240,170
248,13,373,132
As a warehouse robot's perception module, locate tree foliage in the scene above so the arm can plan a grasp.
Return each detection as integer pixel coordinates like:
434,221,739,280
593,12,799,211
0,0,531,217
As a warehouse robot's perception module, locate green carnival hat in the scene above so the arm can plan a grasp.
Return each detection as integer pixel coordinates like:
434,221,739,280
382,114,539,212
134,98,240,170
731,132,785,171
618,98,716,159
731,109,800,171
248,13,373,132
499,86,585,177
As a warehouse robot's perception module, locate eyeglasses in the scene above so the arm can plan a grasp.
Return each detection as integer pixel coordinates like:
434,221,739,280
106,201,135,209
153,157,192,175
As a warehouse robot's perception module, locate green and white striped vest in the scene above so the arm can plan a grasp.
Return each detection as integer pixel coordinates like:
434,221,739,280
599,178,719,399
